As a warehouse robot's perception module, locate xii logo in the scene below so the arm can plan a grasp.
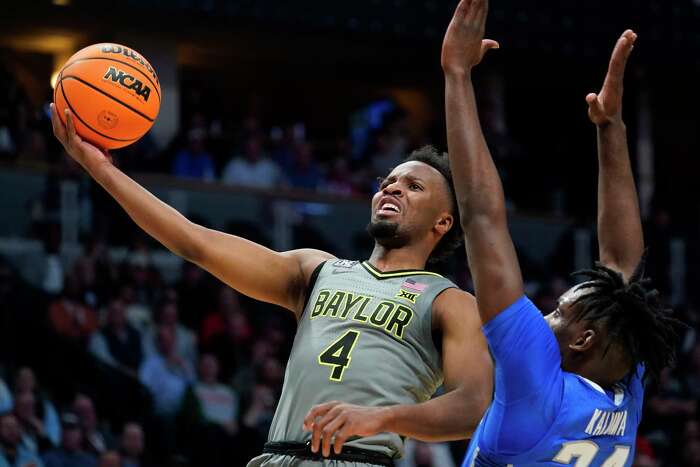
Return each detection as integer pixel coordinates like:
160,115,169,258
396,289,419,304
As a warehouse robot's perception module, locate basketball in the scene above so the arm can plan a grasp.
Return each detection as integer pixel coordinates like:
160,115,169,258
53,43,161,150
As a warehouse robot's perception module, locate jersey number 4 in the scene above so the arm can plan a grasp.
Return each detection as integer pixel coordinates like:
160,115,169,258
554,441,630,467
318,330,361,382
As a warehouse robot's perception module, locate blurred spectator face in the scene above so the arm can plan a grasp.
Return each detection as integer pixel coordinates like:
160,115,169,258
414,441,433,466
686,419,700,443
293,143,313,168
107,300,127,329
121,423,144,458
226,311,252,341
199,354,220,384
73,395,97,431
14,391,36,422
245,137,263,162
160,302,179,326
182,262,204,285
15,367,36,394
260,358,284,386
188,128,206,154
157,326,176,356
99,451,121,467
0,414,21,446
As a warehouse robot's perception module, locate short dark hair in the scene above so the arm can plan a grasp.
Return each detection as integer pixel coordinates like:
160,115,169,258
572,258,681,383
404,145,463,264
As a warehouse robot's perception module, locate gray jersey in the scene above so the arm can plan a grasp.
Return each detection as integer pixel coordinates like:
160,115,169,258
267,259,457,459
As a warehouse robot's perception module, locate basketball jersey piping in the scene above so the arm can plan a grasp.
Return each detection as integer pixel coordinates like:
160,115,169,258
361,261,443,280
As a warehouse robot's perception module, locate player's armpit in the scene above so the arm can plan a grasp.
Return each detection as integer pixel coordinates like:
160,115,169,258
188,227,334,316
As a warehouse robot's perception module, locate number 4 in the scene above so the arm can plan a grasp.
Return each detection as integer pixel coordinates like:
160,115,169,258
318,330,361,382
554,441,630,467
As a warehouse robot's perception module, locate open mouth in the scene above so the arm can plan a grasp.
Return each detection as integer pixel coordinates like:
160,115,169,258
377,201,401,216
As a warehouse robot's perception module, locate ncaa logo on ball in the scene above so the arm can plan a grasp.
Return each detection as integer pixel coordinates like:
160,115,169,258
103,66,152,102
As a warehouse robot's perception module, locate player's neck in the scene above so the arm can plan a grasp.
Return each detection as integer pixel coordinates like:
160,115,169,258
368,244,429,272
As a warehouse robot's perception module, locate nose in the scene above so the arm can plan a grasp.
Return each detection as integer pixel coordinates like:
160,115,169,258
382,181,403,197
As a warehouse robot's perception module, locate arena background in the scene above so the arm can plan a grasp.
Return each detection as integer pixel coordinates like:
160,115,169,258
0,1,698,466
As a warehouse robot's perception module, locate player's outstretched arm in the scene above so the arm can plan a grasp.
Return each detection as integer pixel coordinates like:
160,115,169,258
441,0,523,322
588,30,644,280
51,105,333,315
302,290,492,456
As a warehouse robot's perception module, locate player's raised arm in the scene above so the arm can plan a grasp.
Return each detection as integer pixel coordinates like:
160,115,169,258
51,105,333,316
587,30,644,280
441,0,523,322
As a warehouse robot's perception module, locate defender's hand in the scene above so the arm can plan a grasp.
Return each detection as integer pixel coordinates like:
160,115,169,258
50,103,112,168
303,401,390,457
586,30,637,127
441,0,499,76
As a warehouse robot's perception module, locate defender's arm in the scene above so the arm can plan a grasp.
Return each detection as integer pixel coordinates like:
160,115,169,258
51,106,333,316
442,0,523,322
588,30,643,280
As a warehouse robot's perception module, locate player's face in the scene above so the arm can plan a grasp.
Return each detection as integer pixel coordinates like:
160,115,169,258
368,161,453,248
544,284,592,365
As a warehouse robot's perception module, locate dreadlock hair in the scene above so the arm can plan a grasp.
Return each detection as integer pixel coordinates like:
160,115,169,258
404,145,463,264
571,256,681,384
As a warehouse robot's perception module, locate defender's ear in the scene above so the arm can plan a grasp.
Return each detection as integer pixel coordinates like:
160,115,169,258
435,213,454,236
569,329,596,353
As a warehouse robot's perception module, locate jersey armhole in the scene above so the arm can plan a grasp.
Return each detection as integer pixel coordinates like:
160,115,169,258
298,260,327,320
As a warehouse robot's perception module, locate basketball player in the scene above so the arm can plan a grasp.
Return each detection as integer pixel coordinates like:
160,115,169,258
441,0,679,465
49,105,493,464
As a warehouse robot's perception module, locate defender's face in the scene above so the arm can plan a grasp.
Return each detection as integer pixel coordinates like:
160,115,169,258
370,161,452,235
544,284,591,361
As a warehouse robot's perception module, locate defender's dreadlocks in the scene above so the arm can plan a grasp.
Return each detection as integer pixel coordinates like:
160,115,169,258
404,146,463,264
571,257,680,383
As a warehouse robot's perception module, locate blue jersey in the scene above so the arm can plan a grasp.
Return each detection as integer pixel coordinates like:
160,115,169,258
463,296,644,467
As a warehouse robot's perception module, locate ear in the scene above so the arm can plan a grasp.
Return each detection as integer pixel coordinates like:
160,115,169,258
569,329,596,353
434,213,454,236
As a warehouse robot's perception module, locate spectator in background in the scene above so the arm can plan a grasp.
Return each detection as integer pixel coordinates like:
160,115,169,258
171,128,215,181
200,286,244,347
72,395,115,457
192,354,238,434
183,354,239,466
138,326,194,418
13,393,52,453
88,299,144,377
202,308,253,382
0,413,43,467
221,135,280,189
287,142,321,191
42,413,96,467
119,423,146,467
325,156,355,196
47,275,98,342
143,301,197,370
12,369,60,449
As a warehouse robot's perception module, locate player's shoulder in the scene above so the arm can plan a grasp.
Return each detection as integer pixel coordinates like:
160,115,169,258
433,288,478,329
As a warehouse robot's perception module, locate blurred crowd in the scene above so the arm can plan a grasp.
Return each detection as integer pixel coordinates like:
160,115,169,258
0,58,699,467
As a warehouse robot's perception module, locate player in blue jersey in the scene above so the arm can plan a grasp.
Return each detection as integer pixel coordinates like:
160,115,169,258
441,0,679,466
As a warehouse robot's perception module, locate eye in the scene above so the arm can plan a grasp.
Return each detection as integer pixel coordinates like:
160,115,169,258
409,183,423,191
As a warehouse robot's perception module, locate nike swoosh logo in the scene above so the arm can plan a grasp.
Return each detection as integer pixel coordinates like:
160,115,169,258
332,270,354,275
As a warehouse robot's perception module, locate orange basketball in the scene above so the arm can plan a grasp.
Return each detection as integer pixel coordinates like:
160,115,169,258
53,43,161,150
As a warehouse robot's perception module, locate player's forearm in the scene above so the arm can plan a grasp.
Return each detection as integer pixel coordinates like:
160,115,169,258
84,158,203,261
383,388,483,441
445,72,508,227
596,120,644,279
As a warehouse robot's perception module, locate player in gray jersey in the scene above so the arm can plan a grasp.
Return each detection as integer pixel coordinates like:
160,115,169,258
51,104,493,465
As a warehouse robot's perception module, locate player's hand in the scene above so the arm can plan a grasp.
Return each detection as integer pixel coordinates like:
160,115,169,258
441,0,499,76
50,103,113,168
303,401,390,457
586,30,637,127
